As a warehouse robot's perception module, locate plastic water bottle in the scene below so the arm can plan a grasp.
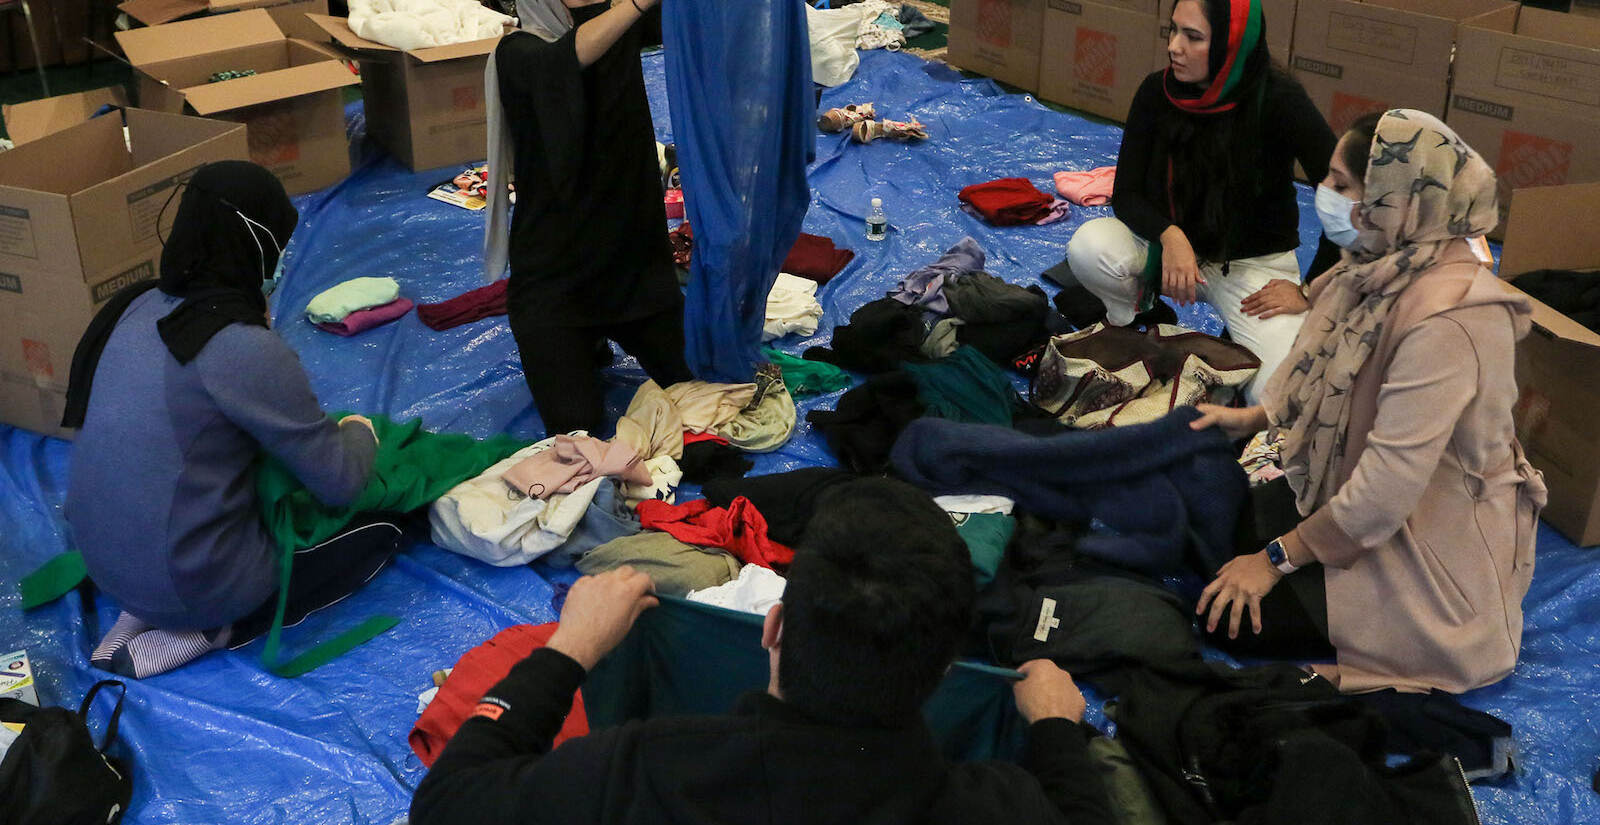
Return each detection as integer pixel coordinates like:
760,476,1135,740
866,198,887,242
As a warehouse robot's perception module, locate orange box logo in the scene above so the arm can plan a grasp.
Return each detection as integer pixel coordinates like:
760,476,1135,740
1497,130,1572,190
21,339,51,379
1329,91,1387,135
452,86,481,112
1075,29,1117,87
248,110,301,165
976,0,1013,48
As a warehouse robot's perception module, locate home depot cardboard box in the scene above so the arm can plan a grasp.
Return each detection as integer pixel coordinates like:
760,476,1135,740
947,0,1047,91
115,10,358,195
1447,7,1600,235
2,87,129,146
0,109,248,437
308,14,500,172
119,0,328,40
1495,183,1600,547
1153,0,1299,73
1290,0,1514,134
1040,0,1161,122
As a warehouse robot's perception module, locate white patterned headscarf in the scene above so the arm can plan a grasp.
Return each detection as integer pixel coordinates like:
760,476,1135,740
1264,109,1500,512
483,0,576,281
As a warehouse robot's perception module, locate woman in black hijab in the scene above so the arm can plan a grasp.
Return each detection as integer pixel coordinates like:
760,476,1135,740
63,161,404,679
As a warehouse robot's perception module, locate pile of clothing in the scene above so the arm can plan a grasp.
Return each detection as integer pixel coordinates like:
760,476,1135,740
305,276,413,336
1512,268,1600,332
959,178,1071,226
806,1,937,85
347,0,512,51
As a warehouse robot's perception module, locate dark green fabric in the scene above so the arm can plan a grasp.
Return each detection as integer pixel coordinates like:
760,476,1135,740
583,596,1030,761
19,552,87,610
764,348,853,396
902,346,1019,426
953,512,1015,590
254,415,524,676
256,416,526,551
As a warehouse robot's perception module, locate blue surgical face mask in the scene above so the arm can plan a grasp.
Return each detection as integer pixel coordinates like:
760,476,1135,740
262,255,284,297
237,211,285,296
1315,184,1360,248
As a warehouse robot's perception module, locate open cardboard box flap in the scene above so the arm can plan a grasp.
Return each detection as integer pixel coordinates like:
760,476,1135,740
307,13,503,62
179,58,357,115
118,0,209,27
2,88,129,146
117,9,286,67
1500,181,1600,352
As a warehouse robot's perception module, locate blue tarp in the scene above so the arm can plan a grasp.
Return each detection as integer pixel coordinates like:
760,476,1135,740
0,49,1594,825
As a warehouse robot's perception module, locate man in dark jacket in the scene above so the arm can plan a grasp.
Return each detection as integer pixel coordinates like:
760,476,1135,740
411,478,1113,825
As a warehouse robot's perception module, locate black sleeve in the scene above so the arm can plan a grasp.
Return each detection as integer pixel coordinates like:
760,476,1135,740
410,648,606,825
1273,72,1342,284
1111,73,1176,246
1305,235,1343,284
1025,719,1116,824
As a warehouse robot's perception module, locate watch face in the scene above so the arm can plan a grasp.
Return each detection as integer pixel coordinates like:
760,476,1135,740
1266,541,1287,566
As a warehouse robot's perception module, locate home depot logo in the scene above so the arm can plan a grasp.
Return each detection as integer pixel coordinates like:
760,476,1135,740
248,109,301,166
1330,91,1387,135
22,339,51,380
1497,131,1573,189
1075,29,1118,87
976,0,1013,48
452,86,481,112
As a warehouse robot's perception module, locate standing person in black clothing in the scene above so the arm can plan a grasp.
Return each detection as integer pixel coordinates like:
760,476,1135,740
411,478,1114,825
484,0,692,437
1062,0,1339,402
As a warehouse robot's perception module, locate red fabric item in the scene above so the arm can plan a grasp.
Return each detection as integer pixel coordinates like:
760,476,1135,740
315,297,414,336
682,431,731,446
636,497,795,570
416,279,510,331
409,623,589,767
664,188,685,219
780,233,855,283
957,178,1055,226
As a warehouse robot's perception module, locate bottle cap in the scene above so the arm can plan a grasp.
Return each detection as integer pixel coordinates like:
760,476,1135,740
871,198,882,207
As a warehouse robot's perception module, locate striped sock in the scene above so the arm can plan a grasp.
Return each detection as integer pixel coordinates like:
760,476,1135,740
109,627,231,679
91,612,153,668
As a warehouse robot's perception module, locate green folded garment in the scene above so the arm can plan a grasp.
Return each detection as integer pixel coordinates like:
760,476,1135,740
304,276,401,324
763,348,852,396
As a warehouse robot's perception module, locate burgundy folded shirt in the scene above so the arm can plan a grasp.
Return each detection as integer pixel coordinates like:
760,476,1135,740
314,297,413,336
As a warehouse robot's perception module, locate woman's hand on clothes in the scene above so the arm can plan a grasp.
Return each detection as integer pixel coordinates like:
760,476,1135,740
339,414,378,445
1012,659,1088,724
1159,225,1205,306
1197,551,1284,639
1189,404,1267,441
1241,279,1310,319
547,566,659,671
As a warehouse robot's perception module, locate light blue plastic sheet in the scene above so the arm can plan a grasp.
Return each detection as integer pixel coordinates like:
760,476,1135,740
0,49,1590,825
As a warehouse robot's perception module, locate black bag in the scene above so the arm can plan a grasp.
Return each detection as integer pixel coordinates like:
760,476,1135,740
0,680,132,825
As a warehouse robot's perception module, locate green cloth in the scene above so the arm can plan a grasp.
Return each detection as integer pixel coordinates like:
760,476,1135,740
19,551,87,610
952,512,1014,590
583,596,1029,761
254,415,524,676
1087,735,1170,825
575,532,741,596
304,276,400,324
763,348,852,396
901,346,1018,426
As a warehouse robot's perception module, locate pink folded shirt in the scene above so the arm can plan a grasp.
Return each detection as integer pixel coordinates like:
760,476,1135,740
502,434,653,499
1053,166,1117,207
315,297,413,336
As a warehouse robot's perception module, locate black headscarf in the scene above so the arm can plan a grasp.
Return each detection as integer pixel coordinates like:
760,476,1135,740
61,161,298,428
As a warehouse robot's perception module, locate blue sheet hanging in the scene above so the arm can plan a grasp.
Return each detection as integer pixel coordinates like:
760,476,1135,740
663,0,815,383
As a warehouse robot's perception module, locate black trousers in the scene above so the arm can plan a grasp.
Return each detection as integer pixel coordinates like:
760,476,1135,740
510,306,694,437
228,512,415,644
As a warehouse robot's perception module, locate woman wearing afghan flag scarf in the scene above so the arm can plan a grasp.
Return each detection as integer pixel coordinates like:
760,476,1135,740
1062,0,1340,402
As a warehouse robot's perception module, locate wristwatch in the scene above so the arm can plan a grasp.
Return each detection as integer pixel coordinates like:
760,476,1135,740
1264,537,1298,575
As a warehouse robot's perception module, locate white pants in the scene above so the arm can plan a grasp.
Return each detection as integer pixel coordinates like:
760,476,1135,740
1064,217,1306,403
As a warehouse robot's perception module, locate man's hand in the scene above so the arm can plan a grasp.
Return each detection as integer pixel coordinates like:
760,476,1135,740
546,567,659,671
1012,660,1088,724
1240,279,1310,319
1159,226,1205,306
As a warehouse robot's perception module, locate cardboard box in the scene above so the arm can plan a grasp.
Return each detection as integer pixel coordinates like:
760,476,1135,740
1154,0,1299,73
0,650,37,706
1291,0,1514,134
308,14,500,172
0,109,249,437
1494,182,1600,547
1447,7,1600,233
115,9,357,195
947,0,1047,91
120,0,328,39
1040,0,1161,122
2,88,129,146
